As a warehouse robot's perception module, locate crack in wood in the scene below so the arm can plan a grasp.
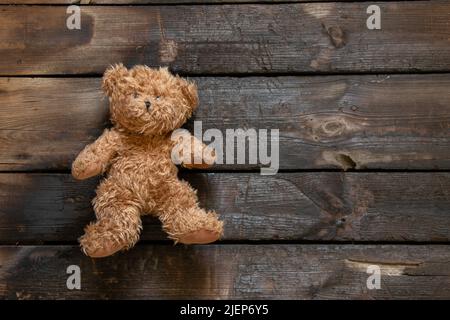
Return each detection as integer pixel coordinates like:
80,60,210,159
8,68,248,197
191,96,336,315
345,259,421,276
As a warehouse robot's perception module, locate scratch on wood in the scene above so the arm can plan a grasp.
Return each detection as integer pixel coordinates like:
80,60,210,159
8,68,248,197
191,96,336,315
324,25,346,48
157,11,178,63
335,153,357,170
310,48,333,70
16,291,32,300
320,150,434,170
159,40,178,64
303,4,333,19
345,259,421,276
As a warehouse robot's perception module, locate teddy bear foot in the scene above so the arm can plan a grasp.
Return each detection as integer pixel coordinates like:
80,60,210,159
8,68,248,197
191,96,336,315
83,242,125,258
81,239,126,258
80,232,126,258
178,229,221,245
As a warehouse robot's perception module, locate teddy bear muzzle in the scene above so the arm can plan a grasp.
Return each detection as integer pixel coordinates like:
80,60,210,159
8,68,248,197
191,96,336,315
145,99,152,111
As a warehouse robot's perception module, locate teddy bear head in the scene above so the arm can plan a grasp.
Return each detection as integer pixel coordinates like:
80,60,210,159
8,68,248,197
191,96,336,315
102,64,198,135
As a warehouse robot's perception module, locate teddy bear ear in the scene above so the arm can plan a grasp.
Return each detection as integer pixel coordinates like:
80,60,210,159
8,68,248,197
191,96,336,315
179,79,199,110
102,63,129,96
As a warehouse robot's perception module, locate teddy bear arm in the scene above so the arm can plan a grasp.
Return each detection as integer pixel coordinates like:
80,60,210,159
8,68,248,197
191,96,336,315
187,136,216,169
172,131,216,169
72,129,121,180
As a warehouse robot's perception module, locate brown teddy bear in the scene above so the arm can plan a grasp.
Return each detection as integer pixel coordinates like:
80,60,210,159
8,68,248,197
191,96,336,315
72,64,223,258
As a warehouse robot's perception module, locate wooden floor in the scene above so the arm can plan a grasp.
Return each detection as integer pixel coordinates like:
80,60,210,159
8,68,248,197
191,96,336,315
0,0,450,299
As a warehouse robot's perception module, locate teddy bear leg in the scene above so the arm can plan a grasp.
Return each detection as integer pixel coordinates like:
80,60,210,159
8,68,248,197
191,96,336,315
157,180,223,244
80,204,142,258
161,206,223,244
80,181,143,258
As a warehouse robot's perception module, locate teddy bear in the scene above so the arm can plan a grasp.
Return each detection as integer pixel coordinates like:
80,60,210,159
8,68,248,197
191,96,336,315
71,64,223,258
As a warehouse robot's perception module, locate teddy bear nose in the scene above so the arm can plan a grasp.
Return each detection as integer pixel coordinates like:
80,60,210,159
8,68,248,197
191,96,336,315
145,100,151,110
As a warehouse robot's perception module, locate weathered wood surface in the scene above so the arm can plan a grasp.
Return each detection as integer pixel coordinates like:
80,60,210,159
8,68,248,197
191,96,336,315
2,3,450,75
0,0,449,301
0,0,424,3
1,245,449,299
1,172,449,242
1,75,450,171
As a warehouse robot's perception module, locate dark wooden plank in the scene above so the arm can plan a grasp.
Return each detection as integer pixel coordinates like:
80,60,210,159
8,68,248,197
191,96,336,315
2,3,450,75
1,172,449,242
0,0,422,3
1,75,449,171
0,244,449,299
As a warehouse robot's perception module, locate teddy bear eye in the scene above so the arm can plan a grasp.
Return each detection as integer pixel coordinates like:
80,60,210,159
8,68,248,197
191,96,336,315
155,96,161,101
133,92,139,99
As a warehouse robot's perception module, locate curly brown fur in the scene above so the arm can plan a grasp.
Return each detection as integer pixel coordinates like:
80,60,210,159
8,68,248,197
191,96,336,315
72,64,223,258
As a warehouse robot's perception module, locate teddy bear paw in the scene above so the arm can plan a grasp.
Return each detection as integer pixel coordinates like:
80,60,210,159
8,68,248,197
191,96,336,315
80,238,126,258
178,229,221,245
72,161,103,180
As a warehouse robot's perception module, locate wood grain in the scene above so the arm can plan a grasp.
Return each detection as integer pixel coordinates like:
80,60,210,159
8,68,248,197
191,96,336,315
1,3,450,75
1,244,449,299
0,0,425,3
0,1,449,301
1,172,449,242
1,75,449,171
